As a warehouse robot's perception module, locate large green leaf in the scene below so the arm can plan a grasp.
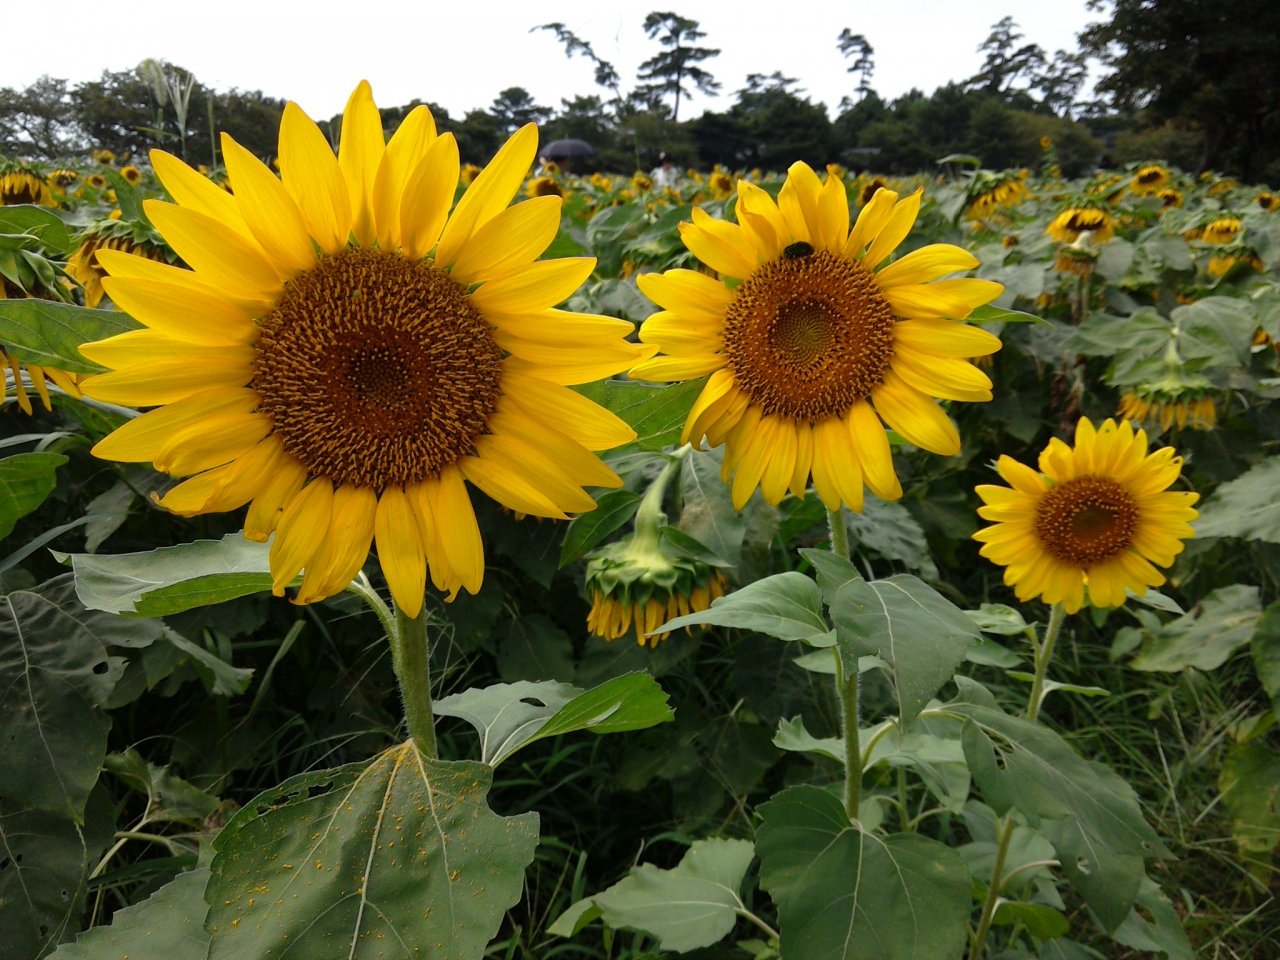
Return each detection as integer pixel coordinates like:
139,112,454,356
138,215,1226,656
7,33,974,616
0,588,121,819
0,452,66,539
586,838,756,953
102,749,219,823
0,205,72,254
572,378,705,450
954,700,1168,930
1251,600,1280,708
1193,457,1280,542
433,673,673,767
797,548,861,606
205,744,539,960
1128,584,1261,672
662,571,830,643
1108,877,1194,960
48,867,211,960
830,575,978,726
559,488,641,566
844,497,938,579
678,448,747,567
69,533,276,616
756,785,971,960
0,299,140,374
1218,739,1280,855
0,789,114,959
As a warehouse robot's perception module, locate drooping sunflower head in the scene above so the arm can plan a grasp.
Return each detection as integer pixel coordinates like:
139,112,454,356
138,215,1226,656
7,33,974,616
1118,390,1217,432
965,174,1029,223
1257,192,1279,212
858,177,888,206
1046,205,1115,243
1157,188,1183,208
121,165,143,185
78,81,646,617
0,168,54,207
67,221,169,308
1202,217,1242,244
48,168,78,189
1130,164,1169,196
1054,247,1097,276
630,161,1003,512
974,417,1199,614
527,176,563,199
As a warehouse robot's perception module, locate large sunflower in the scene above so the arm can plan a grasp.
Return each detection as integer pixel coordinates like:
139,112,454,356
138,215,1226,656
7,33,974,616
629,163,1003,511
973,418,1198,614
79,81,644,616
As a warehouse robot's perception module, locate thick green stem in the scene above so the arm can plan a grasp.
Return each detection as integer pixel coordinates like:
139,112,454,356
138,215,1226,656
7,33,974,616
1026,602,1066,722
836,645,861,821
970,817,1016,960
827,507,851,560
392,605,438,759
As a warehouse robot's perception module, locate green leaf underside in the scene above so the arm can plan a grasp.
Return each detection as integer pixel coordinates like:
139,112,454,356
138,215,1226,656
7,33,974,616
48,867,211,960
0,452,66,539
433,673,672,767
1194,457,1280,542
662,570,829,642
0,299,140,374
68,533,275,616
1129,584,1262,672
831,575,979,726
756,785,971,960
589,838,756,953
0,589,118,820
206,744,539,960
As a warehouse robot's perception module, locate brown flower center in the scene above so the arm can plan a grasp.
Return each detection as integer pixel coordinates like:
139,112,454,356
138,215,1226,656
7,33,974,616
252,248,502,490
722,249,895,421
1034,475,1139,567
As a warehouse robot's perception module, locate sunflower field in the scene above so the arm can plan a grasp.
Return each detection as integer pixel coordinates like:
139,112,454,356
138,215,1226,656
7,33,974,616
1,83,1280,960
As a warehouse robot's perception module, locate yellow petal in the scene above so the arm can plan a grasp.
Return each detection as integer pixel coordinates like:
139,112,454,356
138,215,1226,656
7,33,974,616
495,330,645,368
374,486,426,616
80,329,255,369
221,133,316,274
143,199,283,301
155,412,273,476
843,187,899,259
731,414,777,509
149,149,250,238
891,349,993,403
735,181,788,260
95,248,274,318
884,278,1004,320
157,434,287,516
499,371,635,450
80,355,254,406
846,399,901,500
680,215,757,280
790,421,814,498
450,195,561,283
816,172,850,253
458,455,567,520
91,387,259,462
892,318,1002,358
871,370,960,456
628,353,724,382
636,269,733,325
875,244,980,288
781,162,822,243
637,310,722,354
995,456,1047,495
863,189,923,268
337,80,385,247
432,464,483,596
399,133,460,261
473,434,596,514
100,277,257,345
299,484,377,603
470,258,595,315
244,451,307,541
490,405,622,488
374,104,437,249
436,124,539,267
269,478,333,595
680,368,735,445
759,417,797,505
278,101,351,255
814,415,864,512
503,350,652,386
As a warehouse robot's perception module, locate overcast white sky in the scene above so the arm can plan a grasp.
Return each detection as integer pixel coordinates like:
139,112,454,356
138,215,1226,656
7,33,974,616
5,1,1102,120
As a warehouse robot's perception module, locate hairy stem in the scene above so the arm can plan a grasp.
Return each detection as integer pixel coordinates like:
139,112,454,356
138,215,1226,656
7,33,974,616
836,646,861,821
970,816,1016,960
391,604,438,759
1026,602,1066,722
827,507,851,560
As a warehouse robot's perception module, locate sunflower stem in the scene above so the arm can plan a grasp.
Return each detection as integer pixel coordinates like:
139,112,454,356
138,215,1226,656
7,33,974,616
827,506,860,819
1026,602,1066,722
970,816,1016,960
391,603,438,759
632,450,686,551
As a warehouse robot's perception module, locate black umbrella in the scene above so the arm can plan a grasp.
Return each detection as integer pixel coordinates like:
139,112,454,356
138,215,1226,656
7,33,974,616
541,139,596,160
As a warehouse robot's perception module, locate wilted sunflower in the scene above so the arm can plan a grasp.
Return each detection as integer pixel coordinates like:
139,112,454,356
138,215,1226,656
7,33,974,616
1129,164,1169,196
0,168,54,206
79,81,644,616
1046,206,1115,243
965,174,1029,222
0,346,83,414
1257,192,1279,212
974,417,1198,613
1157,188,1183,208
858,177,888,206
67,224,168,308
1118,391,1217,431
526,176,563,198
630,164,1003,511
1202,217,1242,244
121,165,143,185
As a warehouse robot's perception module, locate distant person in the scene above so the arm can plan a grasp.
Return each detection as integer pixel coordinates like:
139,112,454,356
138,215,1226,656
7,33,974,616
650,152,678,190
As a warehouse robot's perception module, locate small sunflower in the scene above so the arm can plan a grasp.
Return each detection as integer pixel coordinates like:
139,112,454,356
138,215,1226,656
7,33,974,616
1046,206,1115,243
0,169,55,207
121,165,143,185
94,150,116,165
974,417,1199,613
1130,164,1169,196
459,163,481,186
79,81,645,616
1202,217,1242,244
527,176,563,198
86,173,108,190
1039,135,1052,150
966,176,1029,222
826,164,847,182
630,164,1003,511
630,172,654,193
709,171,735,199
858,177,888,206
1256,192,1279,212
1157,188,1183,208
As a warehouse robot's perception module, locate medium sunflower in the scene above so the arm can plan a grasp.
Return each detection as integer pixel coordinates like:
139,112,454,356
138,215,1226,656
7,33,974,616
1202,217,1242,244
973,417,1198,613
1046,206,1115,243
79,81,645,616
121,165,143,185
858,177,888,206
630,163,1003,511
1257,192,1279,212
526,176,563,198
1130,164,1169,196
1157,188,1183,208
0,169,54,207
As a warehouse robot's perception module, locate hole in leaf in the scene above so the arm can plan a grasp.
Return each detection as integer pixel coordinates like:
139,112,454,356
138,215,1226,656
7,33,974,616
305,784,331,800
1134,903,1156,925
520,697,548,708
93,661,109,675
1075,856,1092,875
0,857,10,870
60,889,68,901
38,924,49,937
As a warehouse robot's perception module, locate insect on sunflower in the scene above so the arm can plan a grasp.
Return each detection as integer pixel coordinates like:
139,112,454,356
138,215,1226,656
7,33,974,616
79,81,646,616
629,163,1004,511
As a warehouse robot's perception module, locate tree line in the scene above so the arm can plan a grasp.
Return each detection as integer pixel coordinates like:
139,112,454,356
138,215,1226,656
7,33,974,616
1,2,1277,181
